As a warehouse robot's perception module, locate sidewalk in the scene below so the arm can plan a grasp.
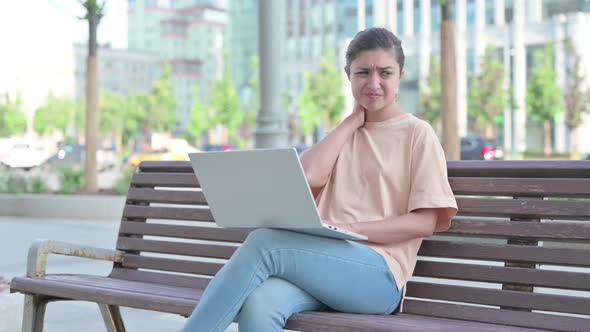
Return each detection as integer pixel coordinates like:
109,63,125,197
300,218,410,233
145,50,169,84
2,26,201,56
0,216,241,332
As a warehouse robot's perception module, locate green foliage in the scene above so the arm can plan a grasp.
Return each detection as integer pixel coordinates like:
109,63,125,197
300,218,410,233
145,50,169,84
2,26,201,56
525,43,563,123
28,177,50,194
467,45,506,137
419,55,442,129
0,93,27,137
0,174,49,194
34,93,76,136
147,62,178,132
297,49,345,135
564,40,589,130
186,87,215,144
58,168,85,194
0,175,27,194
114,168,135,195
210,53,244,146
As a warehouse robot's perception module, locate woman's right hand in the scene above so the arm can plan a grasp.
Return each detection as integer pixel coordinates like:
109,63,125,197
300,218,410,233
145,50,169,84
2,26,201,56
348,101,366,129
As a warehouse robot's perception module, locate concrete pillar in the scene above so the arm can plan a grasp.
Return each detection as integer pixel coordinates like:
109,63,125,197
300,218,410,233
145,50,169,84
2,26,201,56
527,0,543,23
388,0,398,34
373,0,386,27
554,15,567,153
494,0,505,27
419,0,431,84
403,0,413,37
255,0,289,148
358,0,366,31
474,0,486,73
456,0,468,137
513,0,527,153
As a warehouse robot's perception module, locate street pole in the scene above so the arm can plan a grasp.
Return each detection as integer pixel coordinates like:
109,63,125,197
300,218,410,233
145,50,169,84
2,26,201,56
255,0,289,148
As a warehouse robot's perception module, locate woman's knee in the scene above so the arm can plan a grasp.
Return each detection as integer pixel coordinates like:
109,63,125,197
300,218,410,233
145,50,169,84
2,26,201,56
243,228,282,247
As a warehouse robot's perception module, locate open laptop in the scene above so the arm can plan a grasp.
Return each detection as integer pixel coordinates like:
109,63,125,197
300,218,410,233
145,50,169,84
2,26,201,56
188,148,367,241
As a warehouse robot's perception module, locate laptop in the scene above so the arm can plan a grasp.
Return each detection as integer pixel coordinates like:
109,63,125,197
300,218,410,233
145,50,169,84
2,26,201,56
188,148,367,241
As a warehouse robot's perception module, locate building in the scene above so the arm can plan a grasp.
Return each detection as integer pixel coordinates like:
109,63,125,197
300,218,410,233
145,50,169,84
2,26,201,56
229,0,590,155
73,43,162,100
127,0,227,132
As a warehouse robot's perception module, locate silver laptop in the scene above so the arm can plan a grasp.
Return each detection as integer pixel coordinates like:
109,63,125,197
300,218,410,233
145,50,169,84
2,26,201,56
188,148,367,241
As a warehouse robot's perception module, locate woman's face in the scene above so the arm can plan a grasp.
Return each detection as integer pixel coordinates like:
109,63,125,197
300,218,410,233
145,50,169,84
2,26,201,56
348,48,402,114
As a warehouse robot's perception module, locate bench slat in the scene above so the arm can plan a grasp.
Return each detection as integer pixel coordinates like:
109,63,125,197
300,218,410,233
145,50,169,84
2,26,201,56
122,254,223,276
119,221,248,243
126,188,207,205
447,160,590,178
131,173,199,188
110,268,211,289
443,218,590,241
449,177,590,197
117,237,237,259
419,240,590,266
402,300,589,332
123,205,214,222
406,282,590,315
456,197,590,220
413,261,590,291
139,161,194,173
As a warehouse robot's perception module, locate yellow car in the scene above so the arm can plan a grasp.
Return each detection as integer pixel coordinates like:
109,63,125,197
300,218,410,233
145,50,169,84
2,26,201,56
126,149,187,167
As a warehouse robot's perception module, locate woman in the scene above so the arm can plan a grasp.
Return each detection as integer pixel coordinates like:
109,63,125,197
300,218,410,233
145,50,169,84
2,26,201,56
181,27,457,332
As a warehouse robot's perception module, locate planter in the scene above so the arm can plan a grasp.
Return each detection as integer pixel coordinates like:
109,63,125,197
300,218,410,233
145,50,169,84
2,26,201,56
0,193,125,221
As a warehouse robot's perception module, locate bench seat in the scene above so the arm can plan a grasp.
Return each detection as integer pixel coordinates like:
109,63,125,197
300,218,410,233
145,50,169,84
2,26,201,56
11,274,542,332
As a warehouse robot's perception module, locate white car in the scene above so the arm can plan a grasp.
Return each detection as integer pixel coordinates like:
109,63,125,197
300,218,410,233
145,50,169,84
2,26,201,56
0,140,51,170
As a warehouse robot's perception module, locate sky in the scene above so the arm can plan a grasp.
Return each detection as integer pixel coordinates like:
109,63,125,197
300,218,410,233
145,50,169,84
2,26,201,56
0,0,127,116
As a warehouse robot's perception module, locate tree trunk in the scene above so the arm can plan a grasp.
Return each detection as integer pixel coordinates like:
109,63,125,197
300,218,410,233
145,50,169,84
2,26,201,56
485,123,494,140
83,2,101,193
544,120,551,157
115,131,123,160
440,3,460,160
570,126,580,160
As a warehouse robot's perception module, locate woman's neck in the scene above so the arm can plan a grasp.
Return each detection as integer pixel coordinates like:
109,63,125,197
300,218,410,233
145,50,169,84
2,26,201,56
365,103,402,123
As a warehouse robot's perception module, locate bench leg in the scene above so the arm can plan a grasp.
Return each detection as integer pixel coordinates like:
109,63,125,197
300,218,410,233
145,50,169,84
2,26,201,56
98,304,126,332
22,295,47,332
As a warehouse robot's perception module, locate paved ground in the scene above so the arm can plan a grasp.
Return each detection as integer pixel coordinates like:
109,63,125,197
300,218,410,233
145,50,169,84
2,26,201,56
0,216,241,332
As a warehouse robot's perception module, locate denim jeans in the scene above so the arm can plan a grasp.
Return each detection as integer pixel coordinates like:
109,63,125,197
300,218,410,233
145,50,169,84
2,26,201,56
180,228,402,332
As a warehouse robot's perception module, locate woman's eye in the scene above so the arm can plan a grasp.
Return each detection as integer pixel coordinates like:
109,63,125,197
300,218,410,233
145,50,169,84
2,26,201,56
382,71,393,76
356,71,368,75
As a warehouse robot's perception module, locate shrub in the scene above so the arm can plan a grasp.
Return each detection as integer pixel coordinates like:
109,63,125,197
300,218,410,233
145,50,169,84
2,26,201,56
114,168,135,195
58,168,84,194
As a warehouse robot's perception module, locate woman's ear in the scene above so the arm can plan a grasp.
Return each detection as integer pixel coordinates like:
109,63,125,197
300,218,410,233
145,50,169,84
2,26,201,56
400,70,405,79
344,67,350,80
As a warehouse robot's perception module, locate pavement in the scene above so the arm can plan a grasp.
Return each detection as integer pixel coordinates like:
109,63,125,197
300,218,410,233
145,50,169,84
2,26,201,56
0,216,241,332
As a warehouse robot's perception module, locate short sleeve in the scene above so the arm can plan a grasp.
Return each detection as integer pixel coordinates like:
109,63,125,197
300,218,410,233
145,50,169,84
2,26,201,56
408,122,458,232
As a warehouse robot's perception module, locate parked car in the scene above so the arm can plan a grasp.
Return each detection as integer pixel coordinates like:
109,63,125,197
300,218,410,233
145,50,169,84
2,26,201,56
460,135,504,160
0,139,51,170
45,144,117,171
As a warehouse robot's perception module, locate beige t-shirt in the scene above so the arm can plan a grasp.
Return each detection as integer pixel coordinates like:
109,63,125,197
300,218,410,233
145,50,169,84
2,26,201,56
316,113,458,290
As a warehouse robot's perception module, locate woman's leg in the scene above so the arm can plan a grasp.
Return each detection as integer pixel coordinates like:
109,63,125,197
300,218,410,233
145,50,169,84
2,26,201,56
180,228,401,332
237,277,325,332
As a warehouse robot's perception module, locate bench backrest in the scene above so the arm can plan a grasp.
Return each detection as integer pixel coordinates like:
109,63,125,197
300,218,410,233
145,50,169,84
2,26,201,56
111,160,590,331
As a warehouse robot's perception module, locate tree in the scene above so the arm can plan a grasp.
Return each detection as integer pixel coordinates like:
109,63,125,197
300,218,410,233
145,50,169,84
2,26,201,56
564,40,590,159
297,49,345,141
33,93,75,136
210,53,244,147
0,93,26,137
467,45,506,139
419,55,442,131
186,87,215,146
525,43,563,156
81,0,105,193
147,61,178,133
440,0,459,160
241,56,260,147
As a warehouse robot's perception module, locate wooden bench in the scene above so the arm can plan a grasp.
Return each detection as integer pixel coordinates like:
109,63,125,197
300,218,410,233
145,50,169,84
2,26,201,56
10,160,590,331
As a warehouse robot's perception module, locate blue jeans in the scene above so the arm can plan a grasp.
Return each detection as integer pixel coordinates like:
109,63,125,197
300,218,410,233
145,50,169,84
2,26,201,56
180,228,402,332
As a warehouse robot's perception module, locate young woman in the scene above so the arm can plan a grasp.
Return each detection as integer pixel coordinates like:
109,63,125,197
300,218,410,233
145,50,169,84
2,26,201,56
181,27,457,332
